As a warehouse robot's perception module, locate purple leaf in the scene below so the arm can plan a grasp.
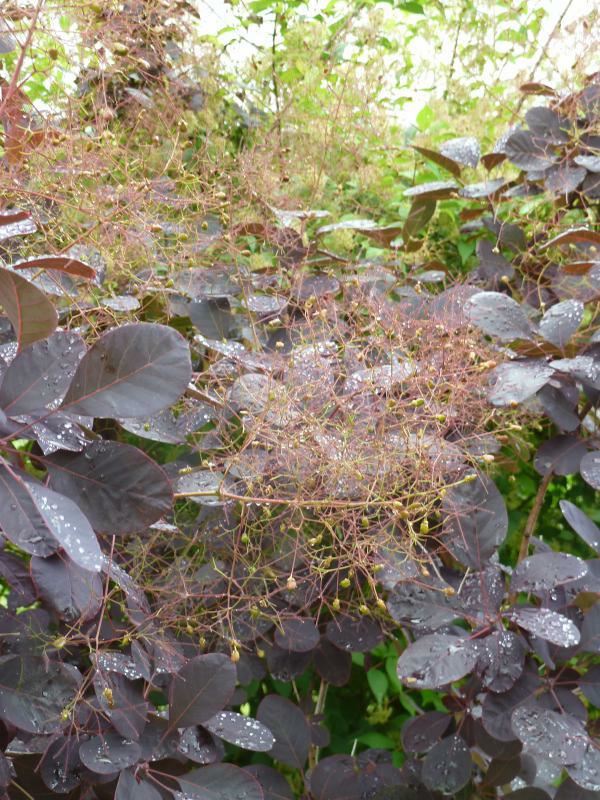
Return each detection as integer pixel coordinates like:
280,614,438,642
0,268,57,351
203,711,274,751
466,291,534,341
488,360,554,406
440,136,480,167
401,711,451,753
169,653,237,728
46,440,172,534
560,500,600,553
176,763,264,800
534,434,587,476
442,471,508,567
326,616,383,652
538,299,584,347
396,634,478,689
256,694,310,769
580,451,600,490
511,703,588,764
482,671,542,741
476,630,528,692
79,732,141,774
245,765,293,800
0,655,80,734
61,323,192,418
30,554,103,622
507,607,580,647
0,331,85,415
511,552,588,593
274,617,319,653
422,734,472,794
116,769,162,800
567,744,600,791
313,638,352,687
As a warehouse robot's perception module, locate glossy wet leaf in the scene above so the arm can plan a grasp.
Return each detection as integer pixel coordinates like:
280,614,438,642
511,552,588,593
507,607,580,647
387,578,459,629
442,471,508,567
579,451,600,490
256,694,310,769
511,704,588,764
396,634,478,689
560,500,600,553
46,440,172,534
538,299,584,347
25,481,102,572
412,145,462,177
477,630,527,692
422,734,472,795
79,732,141,774
504,130,556,171
401,711,451,753
466,291,534,341
0,656,80,734
482,671,541,741
440,136,480,167
176,764,264,800
0,331,85,415
488,360,554,406
30,554,103,622
203,711,274,751
567,744,600,791
326,616,383,652
62,323,192,418
169,653,237,728
0,268,58,350
116,769,162,800
403,180,459,199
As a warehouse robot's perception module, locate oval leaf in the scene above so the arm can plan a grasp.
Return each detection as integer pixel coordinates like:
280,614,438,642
256,694,310,769
422,734,472,794
560,500,600,553
396,634,478,689
203,711,274,752
466,291,534,342
0,331,85,415
538,300,584,347
176,764,264,800
512,552,588,594
0,655,80,734
0,268,58,350
507,607,580,647
62,323,192,418
46,440,173,534
169,653,237,728
30,554,103,622
511,704,588,764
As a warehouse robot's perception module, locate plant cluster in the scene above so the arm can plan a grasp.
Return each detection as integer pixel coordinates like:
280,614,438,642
0,2,600,799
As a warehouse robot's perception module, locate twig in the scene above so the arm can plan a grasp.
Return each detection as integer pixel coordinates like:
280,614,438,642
513,0,575,116
517,470,553,563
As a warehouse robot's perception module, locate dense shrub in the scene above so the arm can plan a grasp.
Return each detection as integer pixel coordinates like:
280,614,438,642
0,2,599,798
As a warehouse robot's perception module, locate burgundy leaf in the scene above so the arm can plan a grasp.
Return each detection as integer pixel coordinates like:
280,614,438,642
169,653,236,728
256,694,310,769
0,268,57,351
46,440,173,534
61,323,192,418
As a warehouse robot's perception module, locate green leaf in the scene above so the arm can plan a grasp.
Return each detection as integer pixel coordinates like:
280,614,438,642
400,1,425,12
416,105,434,130
357,732,396,749
367,668,389,704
